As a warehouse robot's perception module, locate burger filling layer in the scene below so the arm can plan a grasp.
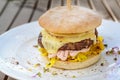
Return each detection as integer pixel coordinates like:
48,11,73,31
39,29,96,53
38,36,104,67
38,29,104,67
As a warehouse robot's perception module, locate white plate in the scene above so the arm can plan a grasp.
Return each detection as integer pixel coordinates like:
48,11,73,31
0,20,120,80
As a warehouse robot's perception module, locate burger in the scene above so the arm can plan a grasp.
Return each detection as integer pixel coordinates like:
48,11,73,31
38,6,104,70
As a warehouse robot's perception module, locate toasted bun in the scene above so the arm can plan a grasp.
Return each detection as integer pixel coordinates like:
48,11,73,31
41,54,101,70
39,6,102,34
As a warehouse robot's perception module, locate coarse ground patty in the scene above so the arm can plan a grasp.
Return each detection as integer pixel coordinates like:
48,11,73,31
38,29,98,50
58,39,93,50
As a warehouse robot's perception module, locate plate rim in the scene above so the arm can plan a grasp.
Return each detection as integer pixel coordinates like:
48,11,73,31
0,20,120,80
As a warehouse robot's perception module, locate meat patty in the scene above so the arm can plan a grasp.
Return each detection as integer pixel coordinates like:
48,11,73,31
59,39,93,50
38,29,97,50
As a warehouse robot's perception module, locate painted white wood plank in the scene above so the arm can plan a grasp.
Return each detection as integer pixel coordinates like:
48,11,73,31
11,0,37,28
0,72,5,80
31,0,49,21
50,0,61,8
0,0,23,34
7,77,16,80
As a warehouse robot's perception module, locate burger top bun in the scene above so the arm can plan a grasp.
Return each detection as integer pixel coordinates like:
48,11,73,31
39,6,102,34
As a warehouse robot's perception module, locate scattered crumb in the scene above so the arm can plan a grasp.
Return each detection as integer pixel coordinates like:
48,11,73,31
52,71,58,76
27,61,31,65
16,61,19,65
60,73,63,74
32,72,41,78
37,72,41,77
118,51,120,54
33,45,38,48
64,75,67,77
10,57,19,65
43,67,49,73
34,63,41,68
106,51,109,55
19,68,23,70
104,44,108,48
72,75,76,78
106,47,120,55
100,63,104,66
114,57,117,61
28,68,32,71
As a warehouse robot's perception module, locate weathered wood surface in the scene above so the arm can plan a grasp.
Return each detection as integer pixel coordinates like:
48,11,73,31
0,0,120,80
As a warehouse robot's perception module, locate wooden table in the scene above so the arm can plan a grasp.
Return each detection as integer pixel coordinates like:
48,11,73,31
0,0,120,80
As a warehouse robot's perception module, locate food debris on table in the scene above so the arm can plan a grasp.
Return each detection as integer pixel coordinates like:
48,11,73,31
32,72,41,77
37,72,41,77
72,75,76,78
33,45,38,48
33,63,41,68
100,63,104,66
106,47,120,62
106,47,120,55
27,61,31,65
104,44,108,48
28,68,32,71
52,71,58,76
114,57,117,61
8,57,19,65
43,67,50,73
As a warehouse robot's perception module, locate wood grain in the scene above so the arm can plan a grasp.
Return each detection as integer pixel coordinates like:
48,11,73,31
7,77,15,80
102,0,118,22
93,0,113,20
76,0,80,5
62,0,75,6
11,0,37,28
0,72,5,80
0,0,8,16
0,0,24,34
116,0,120,7
31,0,49,21
79,0,91,8
50,0,61,8
88,0,96,10
106,0,120,22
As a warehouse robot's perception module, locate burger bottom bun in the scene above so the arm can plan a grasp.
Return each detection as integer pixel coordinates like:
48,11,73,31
41,54,101,70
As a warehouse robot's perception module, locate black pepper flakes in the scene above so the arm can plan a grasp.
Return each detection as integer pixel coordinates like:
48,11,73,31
104,44,108,48
100,63,104,66
114,57,117,61
106,51,109,55
72,75,76,78
16,61,19,65
36,72,41,77
43,67,49,73
52,71,58,76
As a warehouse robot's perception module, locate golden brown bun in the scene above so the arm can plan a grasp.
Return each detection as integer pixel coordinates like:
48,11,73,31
42,54,101,70
39,6,102,34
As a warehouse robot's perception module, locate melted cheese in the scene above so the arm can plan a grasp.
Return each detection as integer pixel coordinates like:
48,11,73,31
41,30,96,53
